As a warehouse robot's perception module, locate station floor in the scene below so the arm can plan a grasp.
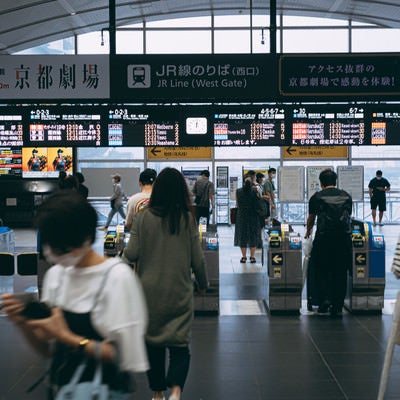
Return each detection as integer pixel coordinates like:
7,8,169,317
1,223,400,399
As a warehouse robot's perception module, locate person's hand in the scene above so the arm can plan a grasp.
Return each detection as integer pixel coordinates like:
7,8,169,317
25,307,71,342
1,293,27,325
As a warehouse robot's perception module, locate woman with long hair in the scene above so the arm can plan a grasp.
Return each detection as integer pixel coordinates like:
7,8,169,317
122,167,208,400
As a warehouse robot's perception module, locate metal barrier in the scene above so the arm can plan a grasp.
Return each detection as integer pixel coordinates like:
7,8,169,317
345,219,385,313
264,224,302,314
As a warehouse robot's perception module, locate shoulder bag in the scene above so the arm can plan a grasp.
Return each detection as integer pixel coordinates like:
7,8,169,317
55,341,127,400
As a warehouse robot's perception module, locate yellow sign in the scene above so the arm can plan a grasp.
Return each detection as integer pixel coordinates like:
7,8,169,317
147,147,212,160
283,146,348,159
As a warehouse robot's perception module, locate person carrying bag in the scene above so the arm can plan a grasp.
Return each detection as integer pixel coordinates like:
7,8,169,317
1,191,149,400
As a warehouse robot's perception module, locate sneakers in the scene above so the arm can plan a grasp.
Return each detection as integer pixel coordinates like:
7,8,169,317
168,396,180,400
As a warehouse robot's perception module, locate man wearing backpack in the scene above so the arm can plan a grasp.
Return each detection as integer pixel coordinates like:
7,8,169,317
192,169,215,225
305,169,353,317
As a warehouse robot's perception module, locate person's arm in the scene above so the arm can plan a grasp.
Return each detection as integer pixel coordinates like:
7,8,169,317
190,220,208,294
305,214,316,239
121,215,140,264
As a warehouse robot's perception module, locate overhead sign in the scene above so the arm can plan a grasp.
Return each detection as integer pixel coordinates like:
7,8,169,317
147,147,212,159
280,54,400,97
111,54,278,101
283,146,348,159
0,55,109,99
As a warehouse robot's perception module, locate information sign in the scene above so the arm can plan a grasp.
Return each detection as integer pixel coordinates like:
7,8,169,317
337,165,364,202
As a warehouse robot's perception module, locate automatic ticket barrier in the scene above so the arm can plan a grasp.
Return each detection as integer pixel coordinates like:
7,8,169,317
345,219,385,313
265,225,302,314
103,224,125,257
194,222,219,314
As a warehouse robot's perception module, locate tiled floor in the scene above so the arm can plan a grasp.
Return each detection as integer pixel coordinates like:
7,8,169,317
1,224,400,399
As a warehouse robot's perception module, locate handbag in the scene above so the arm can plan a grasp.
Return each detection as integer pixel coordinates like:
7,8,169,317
55,354,127,400
230,207,238,224
55,358,108,400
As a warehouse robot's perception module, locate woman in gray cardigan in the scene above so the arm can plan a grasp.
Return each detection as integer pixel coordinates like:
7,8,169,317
122,167,208,400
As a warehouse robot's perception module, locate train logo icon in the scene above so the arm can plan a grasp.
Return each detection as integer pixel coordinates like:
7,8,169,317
127,65,151,88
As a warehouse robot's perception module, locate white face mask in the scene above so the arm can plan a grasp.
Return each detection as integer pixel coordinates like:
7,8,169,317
271,174,276,179
376,176,382,180
42,242,91,267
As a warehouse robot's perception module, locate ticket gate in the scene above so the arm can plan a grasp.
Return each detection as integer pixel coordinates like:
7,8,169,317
345,219,385,313
194,222,219,315
103,224,125,257
264,225,303,314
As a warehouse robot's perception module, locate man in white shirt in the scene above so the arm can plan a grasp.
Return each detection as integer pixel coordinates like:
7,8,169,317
125,168,157,231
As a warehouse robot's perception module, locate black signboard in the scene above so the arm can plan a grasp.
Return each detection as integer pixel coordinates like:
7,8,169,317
280,54,400,97
213,106,288,146
26,107,102,147
290,105,366,146
111,54,278,102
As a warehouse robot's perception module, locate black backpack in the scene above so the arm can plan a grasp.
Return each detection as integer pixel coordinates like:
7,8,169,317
317,191,351,234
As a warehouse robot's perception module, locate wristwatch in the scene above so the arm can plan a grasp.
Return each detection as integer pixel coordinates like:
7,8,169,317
78,338,90,352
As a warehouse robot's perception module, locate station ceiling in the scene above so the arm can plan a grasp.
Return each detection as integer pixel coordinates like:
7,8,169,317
0,0,399,54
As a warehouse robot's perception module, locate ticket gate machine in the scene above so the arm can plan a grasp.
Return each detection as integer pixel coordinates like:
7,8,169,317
265,225,303,314
345,219,385,313
194,222,219,315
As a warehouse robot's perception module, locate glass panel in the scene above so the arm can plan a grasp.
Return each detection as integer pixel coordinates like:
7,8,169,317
14,37,75,55
120,22,143,28
214,146,280,159
116,31,143,54
283,29,348,53
146,16,211,27
77,31,109,54
352,160,399,190
252,15,270,26
352,145,400,159
146,31,211,53
252,29,271,53
214,30,250,53
77,147,144,161
282,16,348,26
352,29,400,52
214,14,251,27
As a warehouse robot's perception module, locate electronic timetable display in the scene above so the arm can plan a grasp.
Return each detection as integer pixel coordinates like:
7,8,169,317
213,107,288,146
291,106,366,146
369,106,400,145
0,104,399,150
107,107,213,147
28,108,102,147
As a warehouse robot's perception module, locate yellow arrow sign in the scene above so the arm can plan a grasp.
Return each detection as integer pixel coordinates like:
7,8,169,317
272,254,283,264
355,253,366,265
283,146,348,159
147,147,212,159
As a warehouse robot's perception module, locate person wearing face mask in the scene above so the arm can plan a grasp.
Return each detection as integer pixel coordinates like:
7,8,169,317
1,191,149,399
101,173,127,231
368,170,390,226
263,167,277,224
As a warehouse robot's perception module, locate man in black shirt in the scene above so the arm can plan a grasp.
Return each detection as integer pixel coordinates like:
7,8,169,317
305,169,353,317
368,170,390,226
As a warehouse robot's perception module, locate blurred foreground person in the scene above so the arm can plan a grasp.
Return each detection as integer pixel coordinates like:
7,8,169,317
123,167,208,400
2,191,148,399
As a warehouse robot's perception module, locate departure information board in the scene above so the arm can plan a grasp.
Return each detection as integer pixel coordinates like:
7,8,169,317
369,106,400,145
290,106,366,146
0,104,399,149
28,108,102,147
0,115,23,147
213,107,288,146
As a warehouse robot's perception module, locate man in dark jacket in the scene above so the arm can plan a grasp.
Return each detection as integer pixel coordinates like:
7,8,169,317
192,169,215,225
305,169,353,317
